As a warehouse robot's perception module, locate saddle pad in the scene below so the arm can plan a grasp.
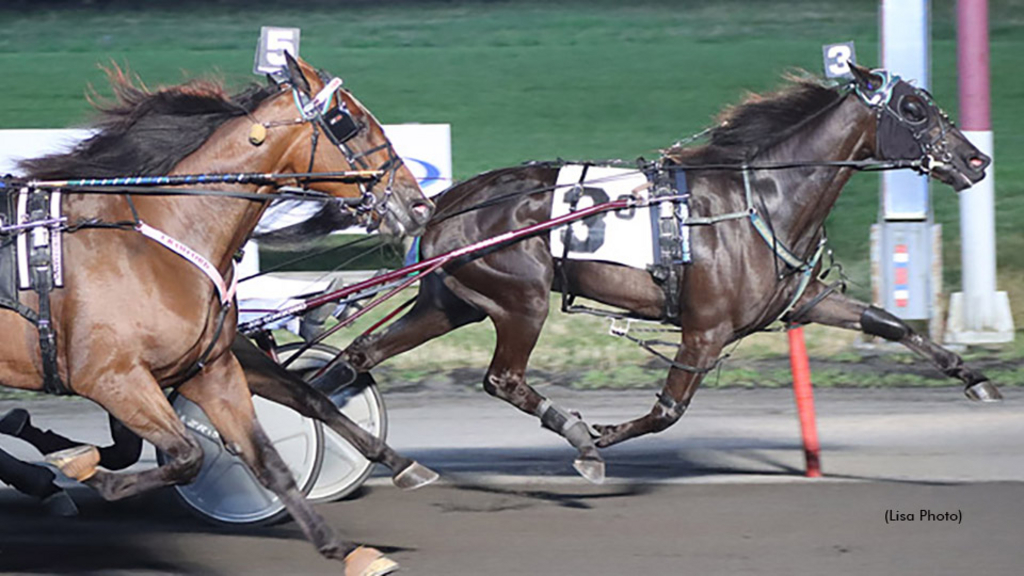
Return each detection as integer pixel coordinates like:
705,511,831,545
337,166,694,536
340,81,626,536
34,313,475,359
549,165,655,269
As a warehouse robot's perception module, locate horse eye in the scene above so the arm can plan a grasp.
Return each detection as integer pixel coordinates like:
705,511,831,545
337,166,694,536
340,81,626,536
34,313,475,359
901,99,927,123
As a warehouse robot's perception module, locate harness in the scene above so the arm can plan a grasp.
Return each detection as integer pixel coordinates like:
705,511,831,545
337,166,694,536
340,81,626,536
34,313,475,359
554,69,954,373
0,71,405,395
645,167,691,320
260,72,407,230
0,185,68,393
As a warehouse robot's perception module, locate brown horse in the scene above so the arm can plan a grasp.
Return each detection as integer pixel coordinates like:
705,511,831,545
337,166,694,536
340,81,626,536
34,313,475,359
1,54,430,573
340,64,999,483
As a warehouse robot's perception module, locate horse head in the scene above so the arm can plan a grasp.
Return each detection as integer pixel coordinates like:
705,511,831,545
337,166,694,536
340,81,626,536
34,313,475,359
849,62,990,191
270,53,434,238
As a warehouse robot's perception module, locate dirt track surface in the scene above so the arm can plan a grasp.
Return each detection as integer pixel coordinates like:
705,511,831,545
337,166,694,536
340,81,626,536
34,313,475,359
1,387,1023,575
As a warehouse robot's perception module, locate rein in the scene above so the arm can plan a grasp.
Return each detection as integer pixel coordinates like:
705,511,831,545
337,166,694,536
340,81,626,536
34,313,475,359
428,157,920,226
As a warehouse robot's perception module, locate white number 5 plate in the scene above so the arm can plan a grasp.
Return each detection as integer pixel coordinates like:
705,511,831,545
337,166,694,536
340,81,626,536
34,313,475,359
254,26,301,76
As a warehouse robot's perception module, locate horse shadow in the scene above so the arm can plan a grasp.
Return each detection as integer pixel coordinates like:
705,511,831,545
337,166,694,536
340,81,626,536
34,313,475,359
0,486,413,575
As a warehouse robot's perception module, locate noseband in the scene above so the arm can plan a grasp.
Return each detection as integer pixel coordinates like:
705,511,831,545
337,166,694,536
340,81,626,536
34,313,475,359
853,70,956,175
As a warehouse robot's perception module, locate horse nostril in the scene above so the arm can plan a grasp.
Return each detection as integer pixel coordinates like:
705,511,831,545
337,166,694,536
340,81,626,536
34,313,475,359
412,202,432,222
969,157,985,169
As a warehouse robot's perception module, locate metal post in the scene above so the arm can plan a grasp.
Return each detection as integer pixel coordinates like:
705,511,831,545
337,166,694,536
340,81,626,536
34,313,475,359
946,0,1015,343
874,1,939,334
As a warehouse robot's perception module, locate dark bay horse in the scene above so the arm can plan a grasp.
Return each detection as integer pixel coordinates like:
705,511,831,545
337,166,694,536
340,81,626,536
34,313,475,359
341,64,998,482
0,54,430,573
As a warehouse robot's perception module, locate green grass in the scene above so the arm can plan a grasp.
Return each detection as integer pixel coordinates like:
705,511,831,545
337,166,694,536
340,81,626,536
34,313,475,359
253,290,1020,392
0,1,1020,395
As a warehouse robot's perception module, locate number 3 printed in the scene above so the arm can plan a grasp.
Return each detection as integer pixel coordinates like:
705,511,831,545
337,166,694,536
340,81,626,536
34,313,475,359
827,45,852,76
561,187,607,253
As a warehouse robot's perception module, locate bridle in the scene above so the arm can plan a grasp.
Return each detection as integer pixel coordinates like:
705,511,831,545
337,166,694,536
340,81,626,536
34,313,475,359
256,70,406,230
852,69,958,176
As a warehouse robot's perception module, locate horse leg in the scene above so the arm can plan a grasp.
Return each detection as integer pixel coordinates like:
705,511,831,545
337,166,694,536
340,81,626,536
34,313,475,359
787,281,1002,401
479,304,605,483
342,272,486,372
0,445,79,515
400,248,605,480
594,328,728,448
45,368,204,501
178,353,393,573
1,409,142,470
234,334,437,490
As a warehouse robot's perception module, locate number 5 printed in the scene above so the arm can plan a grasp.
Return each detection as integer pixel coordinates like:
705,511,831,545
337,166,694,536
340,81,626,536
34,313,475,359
265,29,297,67
254,27,301,75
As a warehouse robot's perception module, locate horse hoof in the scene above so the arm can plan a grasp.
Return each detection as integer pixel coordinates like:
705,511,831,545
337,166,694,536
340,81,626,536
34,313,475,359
573,457,605,484
45,445,101,482
344,546,399,576
393,461,440,490
965,381,1003,402
41,489,79,517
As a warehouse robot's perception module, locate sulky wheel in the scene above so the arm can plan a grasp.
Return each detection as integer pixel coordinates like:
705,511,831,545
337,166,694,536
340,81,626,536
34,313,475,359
275,342,387,503
161,392,324,526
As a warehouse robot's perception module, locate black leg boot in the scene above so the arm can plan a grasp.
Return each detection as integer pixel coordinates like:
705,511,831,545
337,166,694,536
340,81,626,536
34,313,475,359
1,409,79,454
0,447,78,517
0,408,29,436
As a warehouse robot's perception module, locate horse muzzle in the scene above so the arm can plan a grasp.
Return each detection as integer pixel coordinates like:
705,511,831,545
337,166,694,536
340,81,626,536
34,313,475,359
380,196,434,238
942,149,991,192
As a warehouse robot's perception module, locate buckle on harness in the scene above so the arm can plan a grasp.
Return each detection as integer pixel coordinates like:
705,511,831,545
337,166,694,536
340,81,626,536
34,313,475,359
608,318,632,337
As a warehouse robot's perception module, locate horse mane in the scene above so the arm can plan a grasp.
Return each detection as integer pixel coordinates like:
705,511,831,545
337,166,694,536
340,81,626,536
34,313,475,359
20,64,277,180
665,73,843,165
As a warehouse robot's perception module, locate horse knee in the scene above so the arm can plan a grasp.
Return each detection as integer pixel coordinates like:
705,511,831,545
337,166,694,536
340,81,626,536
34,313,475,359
175,435,204,482
158,434,204,485
860,306,910,341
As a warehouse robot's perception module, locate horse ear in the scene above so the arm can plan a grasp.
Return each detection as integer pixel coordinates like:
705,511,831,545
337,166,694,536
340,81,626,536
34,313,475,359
283,51,311,95
849,62,883,91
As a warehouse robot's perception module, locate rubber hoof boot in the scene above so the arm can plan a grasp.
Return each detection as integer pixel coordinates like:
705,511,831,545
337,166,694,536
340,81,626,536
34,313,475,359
41,489,79,517
0,408,29,436
46,445,101,482
344,546,399,576
965,381,1003,402
573,457,606,484
393,461,439,490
